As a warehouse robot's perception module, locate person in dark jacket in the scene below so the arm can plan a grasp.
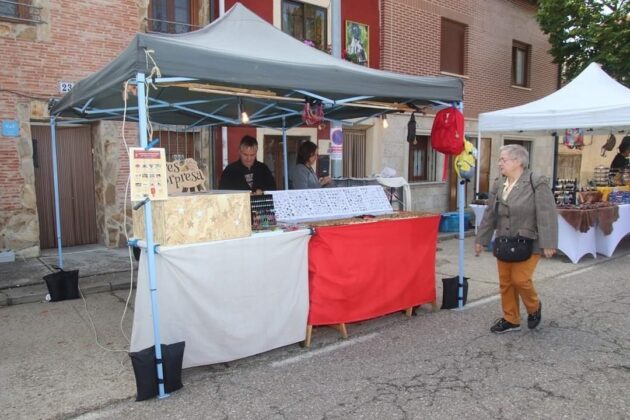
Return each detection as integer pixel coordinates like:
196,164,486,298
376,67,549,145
219,136,275,194
610,135,630,172
474,144,558,334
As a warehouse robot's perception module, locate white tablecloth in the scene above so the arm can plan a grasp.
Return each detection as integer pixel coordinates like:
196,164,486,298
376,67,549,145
557,215,597,264
130,229,311,368
595,204,630,257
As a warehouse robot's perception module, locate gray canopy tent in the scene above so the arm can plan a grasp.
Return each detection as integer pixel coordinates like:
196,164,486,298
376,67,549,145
52,4,462,127
50,3,464,398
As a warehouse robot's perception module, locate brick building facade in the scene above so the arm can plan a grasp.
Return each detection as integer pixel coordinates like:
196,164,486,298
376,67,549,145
0,0,558,256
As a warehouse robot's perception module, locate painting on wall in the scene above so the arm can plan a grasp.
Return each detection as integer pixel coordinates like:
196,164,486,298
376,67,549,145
345,20,369,66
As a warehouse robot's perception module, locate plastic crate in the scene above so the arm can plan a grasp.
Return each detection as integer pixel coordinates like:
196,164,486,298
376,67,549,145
439,212,471,233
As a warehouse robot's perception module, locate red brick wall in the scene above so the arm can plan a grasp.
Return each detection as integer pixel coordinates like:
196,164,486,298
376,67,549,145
0,2,139,217
381,0,558,118
0,141,22,211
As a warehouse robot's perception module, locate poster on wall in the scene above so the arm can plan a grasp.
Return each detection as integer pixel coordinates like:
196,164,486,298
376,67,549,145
345,20,369,66
129,148,168,201
166,158,206,194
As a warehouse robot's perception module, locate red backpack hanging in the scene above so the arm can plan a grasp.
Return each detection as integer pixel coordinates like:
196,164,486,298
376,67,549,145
430,106,465,180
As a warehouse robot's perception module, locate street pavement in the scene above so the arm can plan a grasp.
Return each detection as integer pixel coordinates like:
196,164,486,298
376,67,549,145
0,235,629,419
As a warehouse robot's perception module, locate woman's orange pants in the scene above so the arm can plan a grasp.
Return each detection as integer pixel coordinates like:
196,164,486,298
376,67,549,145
496,254,541,325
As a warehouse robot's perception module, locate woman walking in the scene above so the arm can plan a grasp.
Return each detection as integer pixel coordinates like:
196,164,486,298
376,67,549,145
474,144,558,333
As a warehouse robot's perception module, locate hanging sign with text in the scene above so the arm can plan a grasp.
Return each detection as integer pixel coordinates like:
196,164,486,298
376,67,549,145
129,148,168,201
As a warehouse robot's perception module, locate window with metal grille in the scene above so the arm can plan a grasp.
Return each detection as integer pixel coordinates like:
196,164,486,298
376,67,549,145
342,129,366,178
154,127,202,162
512,40,531,87
281,0,328,51
148,0,200,34
440,18,466,75
0,0,41,24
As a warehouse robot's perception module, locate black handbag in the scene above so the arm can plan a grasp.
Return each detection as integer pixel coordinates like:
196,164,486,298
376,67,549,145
493,235,533,262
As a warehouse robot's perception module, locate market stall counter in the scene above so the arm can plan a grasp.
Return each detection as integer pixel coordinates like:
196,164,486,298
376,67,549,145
130,228,311,368
556,203,620,263
306,212,440,345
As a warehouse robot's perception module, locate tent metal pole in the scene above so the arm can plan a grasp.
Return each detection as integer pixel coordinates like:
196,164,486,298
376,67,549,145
136,72,169,399
50,116,64,268
282,117,289,190
475,130,481,196
457,176,465,309
552,133,559,189
457,102,466,310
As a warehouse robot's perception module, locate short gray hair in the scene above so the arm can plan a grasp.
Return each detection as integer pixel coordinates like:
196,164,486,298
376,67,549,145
500,144,529,168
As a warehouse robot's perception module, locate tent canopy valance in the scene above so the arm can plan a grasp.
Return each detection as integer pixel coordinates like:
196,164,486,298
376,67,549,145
51,3,463,128
478,63,630,134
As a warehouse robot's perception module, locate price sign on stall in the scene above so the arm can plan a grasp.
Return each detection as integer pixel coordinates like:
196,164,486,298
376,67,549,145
129,147,168,202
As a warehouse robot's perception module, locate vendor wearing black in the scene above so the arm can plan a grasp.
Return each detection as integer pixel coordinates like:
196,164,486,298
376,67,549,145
219,135,276,194
610,135,630,172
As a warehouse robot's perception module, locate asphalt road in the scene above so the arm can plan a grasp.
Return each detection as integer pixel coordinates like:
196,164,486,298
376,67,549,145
2,240,629,420
71,254,630,420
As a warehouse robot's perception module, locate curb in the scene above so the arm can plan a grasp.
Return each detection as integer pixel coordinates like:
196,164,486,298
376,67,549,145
0,270,136,307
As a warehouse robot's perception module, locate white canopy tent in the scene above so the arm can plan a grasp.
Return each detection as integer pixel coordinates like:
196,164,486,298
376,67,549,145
476,63,630,192
479,63,630,133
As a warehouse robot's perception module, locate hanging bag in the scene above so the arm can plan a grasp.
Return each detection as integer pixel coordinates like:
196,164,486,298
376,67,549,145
430,107,465,180
601,133,616,157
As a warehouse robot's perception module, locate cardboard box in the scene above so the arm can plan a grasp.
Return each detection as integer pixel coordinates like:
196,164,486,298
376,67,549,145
133,191,251,246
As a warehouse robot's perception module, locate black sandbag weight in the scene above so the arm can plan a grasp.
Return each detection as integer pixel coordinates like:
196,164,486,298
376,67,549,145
441,276,469,309
43,267,80,302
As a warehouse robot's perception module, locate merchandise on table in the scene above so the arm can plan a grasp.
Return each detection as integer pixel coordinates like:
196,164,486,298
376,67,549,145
608,190,630,204
250,194,277,231
593,165,610,186
553,178,578,205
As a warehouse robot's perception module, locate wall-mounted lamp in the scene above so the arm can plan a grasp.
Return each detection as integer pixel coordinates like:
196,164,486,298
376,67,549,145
382,114,389,129
238,98,249,124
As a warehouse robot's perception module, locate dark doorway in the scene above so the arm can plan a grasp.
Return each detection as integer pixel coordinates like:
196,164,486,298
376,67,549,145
263,135,310,190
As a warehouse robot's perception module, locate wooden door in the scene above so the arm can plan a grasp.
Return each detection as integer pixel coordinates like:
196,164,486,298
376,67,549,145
32,126,98,248
478,137,491,193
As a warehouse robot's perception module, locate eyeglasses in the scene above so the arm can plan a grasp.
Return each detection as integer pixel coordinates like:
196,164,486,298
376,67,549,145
498,157,515,164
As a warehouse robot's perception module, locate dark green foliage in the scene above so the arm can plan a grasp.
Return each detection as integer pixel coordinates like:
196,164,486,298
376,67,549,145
536,0,630,86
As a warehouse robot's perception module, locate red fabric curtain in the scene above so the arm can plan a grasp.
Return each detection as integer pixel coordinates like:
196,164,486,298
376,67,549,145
308,216,440,325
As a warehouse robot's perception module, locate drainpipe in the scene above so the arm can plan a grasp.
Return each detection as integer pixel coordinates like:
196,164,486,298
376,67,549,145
330,0,343,178
220,0,228,170
552,62,562,188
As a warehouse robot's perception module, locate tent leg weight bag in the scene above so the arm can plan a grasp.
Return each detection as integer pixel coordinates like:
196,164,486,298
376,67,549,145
129,341,186,401
441,276,469,309
43,267,80,302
